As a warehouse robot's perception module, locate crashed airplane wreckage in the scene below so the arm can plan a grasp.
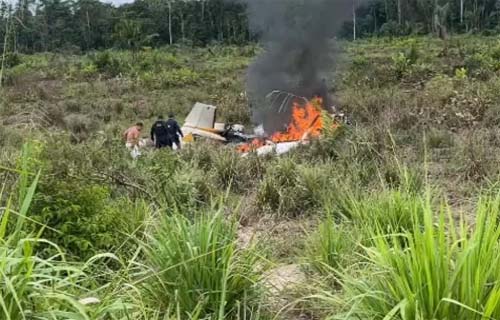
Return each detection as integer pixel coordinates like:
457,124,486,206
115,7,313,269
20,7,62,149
181,93,344,156
181,102,258,144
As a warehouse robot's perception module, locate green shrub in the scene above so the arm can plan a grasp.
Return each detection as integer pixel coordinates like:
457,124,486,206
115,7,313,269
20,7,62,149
140,67,201,89
91,51,124,77
351,55,369,70
31,181,128,260
256,159,330,217
80,61,98,78
0,175,75,319
490,41,500,60
181,144,266,193
136,50,179,71
465,52,495,79
405,40,420,65
341,194,500,320
160,68,201,87
2,62,32,86
1,52,21,68
142,150,208,210
143,211,262,319
392,52,411,79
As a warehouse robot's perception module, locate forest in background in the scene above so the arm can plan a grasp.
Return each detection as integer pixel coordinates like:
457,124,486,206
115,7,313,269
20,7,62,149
1,0,500,55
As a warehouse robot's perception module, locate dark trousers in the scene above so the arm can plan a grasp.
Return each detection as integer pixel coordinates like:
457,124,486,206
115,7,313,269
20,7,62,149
156,139,172,149
172,137,181,150
155,137,180,150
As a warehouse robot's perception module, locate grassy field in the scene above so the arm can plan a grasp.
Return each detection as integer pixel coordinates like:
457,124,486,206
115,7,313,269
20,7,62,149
2,35,500,319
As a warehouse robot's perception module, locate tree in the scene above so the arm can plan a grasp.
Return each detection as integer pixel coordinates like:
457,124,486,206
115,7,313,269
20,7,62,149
74,0,114,50
113,19,143,49
0,5,12,88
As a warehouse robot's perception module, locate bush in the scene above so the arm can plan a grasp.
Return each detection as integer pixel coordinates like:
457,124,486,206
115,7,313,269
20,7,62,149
181,144,266,193
1,52,21,68
31,181,130,260
342,194,500,320
392,52,411,79
464,52,495,79
91,51,124,77
142,150,211,210
0,176,83,320
256,159,330,217
143,211,263,319
63,113,98,143
161,68,201,87
140,67,201,89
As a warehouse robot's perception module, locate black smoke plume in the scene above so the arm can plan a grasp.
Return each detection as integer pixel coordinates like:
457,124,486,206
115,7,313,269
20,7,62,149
243,0,352,133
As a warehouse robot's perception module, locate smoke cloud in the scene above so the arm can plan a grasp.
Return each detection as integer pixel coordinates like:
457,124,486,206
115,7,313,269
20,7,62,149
242,0,352,133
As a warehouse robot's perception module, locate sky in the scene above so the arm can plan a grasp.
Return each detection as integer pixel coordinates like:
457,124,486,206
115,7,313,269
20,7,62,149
2,0,135,6
101,0,134,5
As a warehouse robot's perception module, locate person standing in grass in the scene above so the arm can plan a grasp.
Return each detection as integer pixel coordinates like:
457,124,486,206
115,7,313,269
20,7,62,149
165,113,184,150
150,115,171,149
123,122,144,158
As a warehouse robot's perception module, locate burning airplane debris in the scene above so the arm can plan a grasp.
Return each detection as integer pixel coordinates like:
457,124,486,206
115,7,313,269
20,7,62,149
182,0,352,156
180,96,344,157
237,96,339,156
238,97,334,154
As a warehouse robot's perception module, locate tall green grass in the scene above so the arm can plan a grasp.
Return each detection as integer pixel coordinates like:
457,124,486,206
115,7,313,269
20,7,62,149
256,158,331,217
305,215,352,277
142,210,264,319
337,193,500,320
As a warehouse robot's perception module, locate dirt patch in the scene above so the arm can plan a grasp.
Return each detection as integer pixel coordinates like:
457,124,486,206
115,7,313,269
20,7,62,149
265,264,306,294
263,264,313,320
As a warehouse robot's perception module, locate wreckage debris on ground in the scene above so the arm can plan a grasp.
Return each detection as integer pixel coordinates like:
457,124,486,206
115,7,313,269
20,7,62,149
179,97,347,156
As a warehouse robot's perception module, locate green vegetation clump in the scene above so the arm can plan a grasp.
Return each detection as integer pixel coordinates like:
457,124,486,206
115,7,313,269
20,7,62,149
305,215,352,277
143,211,263,319
32,182,130,260
256,159,331,217
341,194,500,320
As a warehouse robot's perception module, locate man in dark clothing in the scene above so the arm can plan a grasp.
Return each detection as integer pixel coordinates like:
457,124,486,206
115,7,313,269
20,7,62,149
165,113,183,150
150,116,171,149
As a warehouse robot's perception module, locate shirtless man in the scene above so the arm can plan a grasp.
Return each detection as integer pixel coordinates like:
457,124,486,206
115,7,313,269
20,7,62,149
123,122,144,158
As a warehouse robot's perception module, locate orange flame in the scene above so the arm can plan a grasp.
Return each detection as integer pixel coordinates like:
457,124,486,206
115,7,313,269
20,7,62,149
271,97,324,142
237,97,329,153
237,138,266,153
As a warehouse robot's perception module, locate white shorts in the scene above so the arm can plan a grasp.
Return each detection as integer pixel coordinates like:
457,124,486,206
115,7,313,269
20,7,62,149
125,143,141,158
125,142,134,150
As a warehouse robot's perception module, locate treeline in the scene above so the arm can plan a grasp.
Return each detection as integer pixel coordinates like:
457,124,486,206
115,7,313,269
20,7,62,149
0,0,250,53
346,0,500,38
1,0,500,55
